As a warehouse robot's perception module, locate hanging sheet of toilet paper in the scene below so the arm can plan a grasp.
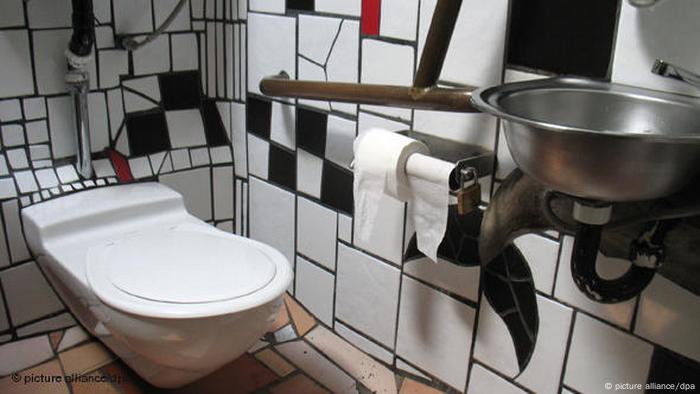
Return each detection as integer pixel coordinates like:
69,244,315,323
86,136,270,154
353,129,454,262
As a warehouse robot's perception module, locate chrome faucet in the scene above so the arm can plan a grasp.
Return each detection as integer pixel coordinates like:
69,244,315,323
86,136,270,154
651,59,700,89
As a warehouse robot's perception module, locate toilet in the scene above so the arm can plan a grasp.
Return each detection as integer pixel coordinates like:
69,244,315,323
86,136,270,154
21,182,293,388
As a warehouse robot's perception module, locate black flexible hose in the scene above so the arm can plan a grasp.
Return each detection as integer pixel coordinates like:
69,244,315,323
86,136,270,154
69,0,95,58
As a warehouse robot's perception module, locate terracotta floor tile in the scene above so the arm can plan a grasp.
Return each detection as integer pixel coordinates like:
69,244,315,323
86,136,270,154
100,361,160,394
284,294,316,336
58,342,115,376
173,353,278,394
399,377,444,394
306,326,397,394
276,340,358,393
268,303,290,333
255,349,296,377
0,359,70,394
70,370,120,394
49,331,64,351
270,374,330,394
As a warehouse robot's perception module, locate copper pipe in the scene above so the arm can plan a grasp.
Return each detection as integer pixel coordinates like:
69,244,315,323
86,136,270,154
260,76,478,112
413,0,462,88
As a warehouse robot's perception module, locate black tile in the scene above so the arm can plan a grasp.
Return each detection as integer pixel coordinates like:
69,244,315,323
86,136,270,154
159,71,202,110
201,99,230,146
288,0,314,11
647,348,700,392
321,161,353,215
296,107,327,157
507,0,620,78
125,111,171,156
247,96,272,139
268,144,296,190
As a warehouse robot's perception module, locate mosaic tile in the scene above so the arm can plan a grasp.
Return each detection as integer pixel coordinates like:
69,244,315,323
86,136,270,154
175,353,277,394
269,300,291,332
70,370,120,394
0,359,69,394
255,349,296,377
58,342,115,376
284,294,317,336
276,340,358,393
0,335,54,375
270,374,330,394
399,377,442,394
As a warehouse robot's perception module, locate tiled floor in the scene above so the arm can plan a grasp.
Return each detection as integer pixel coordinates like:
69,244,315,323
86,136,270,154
0,294,450,394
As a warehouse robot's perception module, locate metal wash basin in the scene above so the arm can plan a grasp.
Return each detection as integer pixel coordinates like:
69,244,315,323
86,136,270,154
471,78,700,202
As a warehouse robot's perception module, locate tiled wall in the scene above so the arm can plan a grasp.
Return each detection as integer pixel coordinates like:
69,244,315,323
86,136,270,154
1,0,699,393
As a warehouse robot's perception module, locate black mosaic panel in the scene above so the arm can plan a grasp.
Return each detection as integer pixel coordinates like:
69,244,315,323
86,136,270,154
296,107,327,157
125,111,171,156
288,0,315,11
507,0,620,78
321,161,353,215
247,96,272,139
201,99,230,146
268,144,296,191
647,348,700,392
159,71,202,110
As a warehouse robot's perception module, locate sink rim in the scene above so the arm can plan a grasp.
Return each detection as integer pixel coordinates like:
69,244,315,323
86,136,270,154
471,77,700,144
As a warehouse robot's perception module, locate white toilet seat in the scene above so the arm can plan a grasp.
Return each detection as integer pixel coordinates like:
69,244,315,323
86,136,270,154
86,224,286,319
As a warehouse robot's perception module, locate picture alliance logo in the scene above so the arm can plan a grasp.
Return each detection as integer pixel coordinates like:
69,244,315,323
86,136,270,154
606,382,696,391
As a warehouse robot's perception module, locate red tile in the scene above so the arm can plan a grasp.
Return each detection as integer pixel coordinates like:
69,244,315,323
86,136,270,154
173,354,278,394
107,149,133,182
362,0,381,36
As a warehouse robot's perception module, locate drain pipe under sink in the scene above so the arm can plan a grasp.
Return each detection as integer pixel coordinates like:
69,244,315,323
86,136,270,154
65,0,95,179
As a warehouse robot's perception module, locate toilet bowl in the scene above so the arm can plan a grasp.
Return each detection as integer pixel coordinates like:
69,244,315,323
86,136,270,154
21,182,293,388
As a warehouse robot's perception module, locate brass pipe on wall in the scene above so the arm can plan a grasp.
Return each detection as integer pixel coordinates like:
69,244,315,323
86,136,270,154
413,0,462,88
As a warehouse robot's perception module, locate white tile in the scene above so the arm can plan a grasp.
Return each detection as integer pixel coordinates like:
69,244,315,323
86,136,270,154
295,256,335,326
29,145,50,161
297,148,323,199
0,335,54,375
315,0,361,16
336,243,401,347
503,68,548,83
0,0,24,27
0,262,64,326
123,76,161,102
270,101,296,150
159,167,212,221
166,109,208,148
170,148,191,170
635,275,700,361
0,155,8,176
474,295,572,394
299,15,341,64
149,152,167,173
325,116,355,169
231,103,247,177
114,0,153,34
395,359,430,380
95,26,115,48
225,24,234,99
249,177,296,263
413,110,497,152
338,213,352,243
2,124,24,147
133,34,170,75
92,159,115,178
353,193,405,265
107,89,125,138
27,0,72,28
554,236,637,329
159,154,174,173
396,276,476,390
23,98,47,120
55,165,79,184
247,134,271,180
404,258,480,302
210,146,232,164
190,147,210,167
418,0,507,87
34,169,59,189
357,111,407,134
0,30,35,98
564,313,653,394
249,0,285,14
172,33,199,71
16,312,75,338
467,364,525,394
2,200,30,262
297,197,337,270
381,0,419,41
154,0,191,32
216,22,225,97
326,20,359,114
88,93,110,153
34,29,96,94
57,325,90,352
247,13,296,95
360,39,414,121
611,0,700,98
7,149,29,170
206,22,216,95
0,178,17,199
93,0,112,23
48,96,77,159
334,321,394,365
276,340,358,393
213,166,234,220
513,234,560,295
128,157,152,179
114,131,130,156
298,57,331,112
99,50,129,89
0,100,22,122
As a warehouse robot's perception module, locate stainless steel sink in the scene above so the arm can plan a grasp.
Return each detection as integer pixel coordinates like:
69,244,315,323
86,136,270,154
471,78,700,201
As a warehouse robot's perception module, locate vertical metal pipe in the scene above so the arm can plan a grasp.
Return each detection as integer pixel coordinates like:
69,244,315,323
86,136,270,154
67,70,92,179
413,0,463,89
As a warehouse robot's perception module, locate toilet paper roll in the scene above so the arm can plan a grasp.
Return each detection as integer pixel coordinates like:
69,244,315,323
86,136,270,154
353,129,452,262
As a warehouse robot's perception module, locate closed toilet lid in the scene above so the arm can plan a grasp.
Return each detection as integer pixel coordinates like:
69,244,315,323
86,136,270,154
87,227,276,304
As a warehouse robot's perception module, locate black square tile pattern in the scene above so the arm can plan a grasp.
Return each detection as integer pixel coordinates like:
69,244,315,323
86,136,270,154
288,0,315,11
201,99,230,146
321,161,353,215
159,71,202,110
247,96,272,139
507,0,619,78
296,107,327,157
125,111,171,156
268,144,296,190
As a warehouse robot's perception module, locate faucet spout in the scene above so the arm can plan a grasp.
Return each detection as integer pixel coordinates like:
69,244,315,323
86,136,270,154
651,59,700,89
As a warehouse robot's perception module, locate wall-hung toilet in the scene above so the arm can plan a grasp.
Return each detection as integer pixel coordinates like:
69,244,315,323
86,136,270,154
21,183,293,388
